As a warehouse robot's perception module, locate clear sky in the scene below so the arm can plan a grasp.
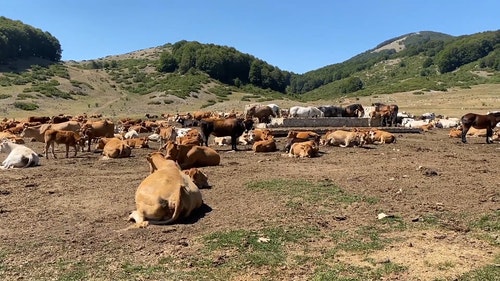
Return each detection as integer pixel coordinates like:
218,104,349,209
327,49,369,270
2,0,499,74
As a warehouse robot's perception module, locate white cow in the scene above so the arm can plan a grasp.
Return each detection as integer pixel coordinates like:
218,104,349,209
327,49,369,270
124,129,139,139
267,103,281,118
435,118,460,128
0,140,40,169
402,118,429,128
289,106,324,118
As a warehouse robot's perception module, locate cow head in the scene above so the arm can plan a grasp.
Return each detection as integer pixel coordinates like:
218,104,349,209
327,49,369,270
163,141,179,161
184,168,210,189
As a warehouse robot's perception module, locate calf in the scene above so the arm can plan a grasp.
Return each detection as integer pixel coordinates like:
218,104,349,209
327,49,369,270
128,157,203,227
44,129,83,159
0,140,39,168
163,141,220,169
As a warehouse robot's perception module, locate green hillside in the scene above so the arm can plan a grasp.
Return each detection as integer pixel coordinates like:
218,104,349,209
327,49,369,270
0,16,499,117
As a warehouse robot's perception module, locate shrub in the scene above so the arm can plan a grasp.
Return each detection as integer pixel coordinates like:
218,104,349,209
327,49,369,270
13,102,39,111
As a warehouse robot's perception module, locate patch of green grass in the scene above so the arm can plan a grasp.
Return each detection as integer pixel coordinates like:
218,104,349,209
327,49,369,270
202,227,317,268
0,93,11,99
330,226,389,253
471,211,500,232
16,93,37,100
246,178,378,207
312,261,407,281
200,99,216,108
56,259,89,281
13,101,39,111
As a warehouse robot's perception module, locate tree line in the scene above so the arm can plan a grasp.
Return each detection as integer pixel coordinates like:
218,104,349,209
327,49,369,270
0,17,62,64
157,40,292,93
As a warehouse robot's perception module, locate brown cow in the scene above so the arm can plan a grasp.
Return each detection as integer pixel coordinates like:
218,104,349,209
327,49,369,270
101,138,132,159
368,129,396,144
322,130,366,147
146,152,210,189
80,120,115,152
123,137,149,148
284,130,321,153
44,129,83,159
162,141,220,169
252,137,277,153
128,157,203,227
288,140,319,158
157,125,178,149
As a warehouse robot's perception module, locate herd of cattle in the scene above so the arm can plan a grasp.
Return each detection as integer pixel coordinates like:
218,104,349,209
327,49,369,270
1,102,500,227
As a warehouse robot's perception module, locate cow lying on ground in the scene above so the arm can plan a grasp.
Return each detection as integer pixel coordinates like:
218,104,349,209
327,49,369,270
162,141,220,169
321,130,366,147
368,129,396,144
0,140,40,169
96,138,132,159
123,137,149,148
288,140,319,158
252,137,277,153
44,129,83,159
146,151,211,189
284,130,321,153
128,157,203,227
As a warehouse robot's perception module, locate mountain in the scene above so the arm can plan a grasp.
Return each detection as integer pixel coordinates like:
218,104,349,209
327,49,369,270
0,17,499,118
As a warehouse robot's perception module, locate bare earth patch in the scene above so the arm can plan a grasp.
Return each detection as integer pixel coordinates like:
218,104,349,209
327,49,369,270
0,128,499,280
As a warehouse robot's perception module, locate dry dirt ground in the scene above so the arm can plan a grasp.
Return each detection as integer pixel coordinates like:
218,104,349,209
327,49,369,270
1,128,499,280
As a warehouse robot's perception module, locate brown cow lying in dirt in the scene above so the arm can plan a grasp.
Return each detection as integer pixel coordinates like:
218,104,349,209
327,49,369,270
44,129,83,159
162,141,220,169
146,152,211,189
123,137,149,148
252,135,277,152
321,130,366,147
96,137,132,159
288,140,319,158
128,157,203,228
368,129,396,144
284,130,321,152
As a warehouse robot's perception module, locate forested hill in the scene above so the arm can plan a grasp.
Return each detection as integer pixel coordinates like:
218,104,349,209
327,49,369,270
0,16,499,116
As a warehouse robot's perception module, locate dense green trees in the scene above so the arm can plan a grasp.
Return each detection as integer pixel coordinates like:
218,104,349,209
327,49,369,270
436,31,499,73
157,40,291,93
0,17,61,63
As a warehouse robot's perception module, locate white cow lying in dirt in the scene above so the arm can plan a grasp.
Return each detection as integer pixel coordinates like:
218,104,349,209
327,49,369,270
0,140,40,169
128,154,203,228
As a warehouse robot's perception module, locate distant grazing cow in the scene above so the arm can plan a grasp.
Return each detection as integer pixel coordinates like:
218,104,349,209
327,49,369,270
128,157,203,227
163,141,221,170
0,140,40,169
44,129,83,159
200,118,254,151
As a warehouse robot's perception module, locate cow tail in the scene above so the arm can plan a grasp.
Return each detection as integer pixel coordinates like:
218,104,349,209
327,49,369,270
149,187,184,225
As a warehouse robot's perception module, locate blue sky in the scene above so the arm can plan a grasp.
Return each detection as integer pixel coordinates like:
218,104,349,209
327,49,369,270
2,1,499,74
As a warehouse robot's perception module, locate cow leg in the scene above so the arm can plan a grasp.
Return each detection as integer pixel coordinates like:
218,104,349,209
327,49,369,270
486,127,493,144
51,142,57,159
65,144,70,158
461,126,470,143
231,136,238,151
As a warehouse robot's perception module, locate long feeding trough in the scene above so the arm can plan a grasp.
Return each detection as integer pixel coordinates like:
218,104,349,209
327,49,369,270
261,117,421,137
